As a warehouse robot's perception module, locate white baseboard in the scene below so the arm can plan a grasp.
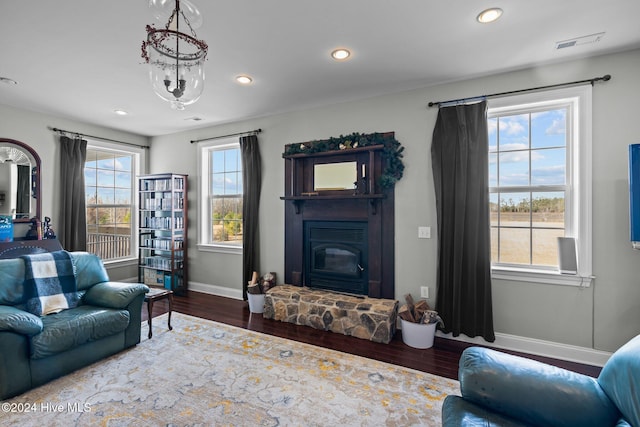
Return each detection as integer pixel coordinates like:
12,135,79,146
188,281,244,300
124,278,244,301
436,331,612,367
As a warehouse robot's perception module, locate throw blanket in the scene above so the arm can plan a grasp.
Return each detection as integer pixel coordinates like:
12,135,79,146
22,250,79,316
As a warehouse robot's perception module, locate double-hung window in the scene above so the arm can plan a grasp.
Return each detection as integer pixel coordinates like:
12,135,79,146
198,139,243,253
488,85,592,285
84,142,144,262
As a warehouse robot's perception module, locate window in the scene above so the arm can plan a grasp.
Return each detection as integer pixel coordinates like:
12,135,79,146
84,142,143,262
198,139,243,252
488,86,592,285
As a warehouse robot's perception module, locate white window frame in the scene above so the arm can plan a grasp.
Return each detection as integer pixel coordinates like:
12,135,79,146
488,85,592,287
197,138,243,254
85,139,145,265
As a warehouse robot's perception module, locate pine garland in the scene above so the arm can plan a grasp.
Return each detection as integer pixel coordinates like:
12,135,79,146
283,132,405,188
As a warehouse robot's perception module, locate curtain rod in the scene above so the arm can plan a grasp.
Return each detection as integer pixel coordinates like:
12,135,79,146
50,127,150,149
427,74,611,108
190,128,262,144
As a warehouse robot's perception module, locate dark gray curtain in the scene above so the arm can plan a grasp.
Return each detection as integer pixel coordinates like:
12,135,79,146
59,136,87,251
431,101,495,342
240,135,262,300
15,165,29,217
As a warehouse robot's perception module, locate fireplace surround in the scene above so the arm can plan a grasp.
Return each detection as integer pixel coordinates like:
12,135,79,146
281,133,396,298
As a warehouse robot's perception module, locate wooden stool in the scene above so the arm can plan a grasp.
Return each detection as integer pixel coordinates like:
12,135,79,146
144,287,173,339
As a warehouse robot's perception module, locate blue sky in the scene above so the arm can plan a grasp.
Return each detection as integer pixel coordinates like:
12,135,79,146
85,154,133,204
489,107,567,189
210,147,242,195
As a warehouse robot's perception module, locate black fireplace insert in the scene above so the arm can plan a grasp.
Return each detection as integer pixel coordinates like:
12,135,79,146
304,221,368,295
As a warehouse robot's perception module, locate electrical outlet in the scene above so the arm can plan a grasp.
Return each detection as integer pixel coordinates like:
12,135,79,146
418,226,431,239
420,286,429,299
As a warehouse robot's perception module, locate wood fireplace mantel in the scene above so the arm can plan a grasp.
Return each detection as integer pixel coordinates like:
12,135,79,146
281,134,395,299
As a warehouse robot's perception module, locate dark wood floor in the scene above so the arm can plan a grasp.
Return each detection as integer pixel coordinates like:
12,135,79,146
143,290,602,381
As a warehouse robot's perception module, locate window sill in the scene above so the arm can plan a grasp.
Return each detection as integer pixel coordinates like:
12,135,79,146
102,257,138,268
197,243,242,255
492,266,593,287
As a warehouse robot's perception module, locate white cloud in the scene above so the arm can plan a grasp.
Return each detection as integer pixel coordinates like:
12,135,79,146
499,117,526,135
500,142,528,151
545,119,565,135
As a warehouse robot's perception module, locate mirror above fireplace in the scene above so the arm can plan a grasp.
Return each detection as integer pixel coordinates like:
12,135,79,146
314,161,357,191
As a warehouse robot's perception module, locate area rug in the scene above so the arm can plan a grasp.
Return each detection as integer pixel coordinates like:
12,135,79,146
2,313,459,426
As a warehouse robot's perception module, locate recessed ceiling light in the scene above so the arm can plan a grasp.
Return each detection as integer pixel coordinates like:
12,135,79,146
113,109,128,116
236,75,253,85
477,8,503,24
0,77,18,85
331,48,351,61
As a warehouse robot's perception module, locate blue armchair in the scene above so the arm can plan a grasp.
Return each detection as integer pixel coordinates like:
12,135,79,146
442,335,640,426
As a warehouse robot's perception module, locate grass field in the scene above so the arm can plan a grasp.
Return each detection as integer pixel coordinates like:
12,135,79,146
491,212,564,267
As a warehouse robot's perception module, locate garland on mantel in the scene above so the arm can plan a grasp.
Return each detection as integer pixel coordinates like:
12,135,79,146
283,132,405,188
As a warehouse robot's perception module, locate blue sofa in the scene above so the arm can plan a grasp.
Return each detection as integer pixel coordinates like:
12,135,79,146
0,251,148,400
442,334,640,426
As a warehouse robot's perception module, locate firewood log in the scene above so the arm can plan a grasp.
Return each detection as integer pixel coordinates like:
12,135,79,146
250,271,259,285
247,283,262,295
413,300,430,318
398,304,416,322
403,294,416,319
404,293,415,307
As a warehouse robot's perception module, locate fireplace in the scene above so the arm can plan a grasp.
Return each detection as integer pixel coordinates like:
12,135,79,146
305,221,368,295
282,134,396,299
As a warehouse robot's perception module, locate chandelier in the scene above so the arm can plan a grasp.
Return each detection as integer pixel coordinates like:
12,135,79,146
0,147,28,164
141,0,208,110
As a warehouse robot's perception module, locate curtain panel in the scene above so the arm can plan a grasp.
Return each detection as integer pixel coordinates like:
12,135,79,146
240,135,262,300
431,101,495,342
15,165,30,216
59,136,87,252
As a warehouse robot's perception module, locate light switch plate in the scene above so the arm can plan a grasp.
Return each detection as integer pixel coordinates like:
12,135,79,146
418,226,431,239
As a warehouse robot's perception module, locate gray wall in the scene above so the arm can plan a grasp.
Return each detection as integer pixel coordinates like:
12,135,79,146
1,49,638,354
151,48,640,353
0,104,149,280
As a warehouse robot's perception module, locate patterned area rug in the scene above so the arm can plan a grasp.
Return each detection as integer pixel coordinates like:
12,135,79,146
3,313,459,426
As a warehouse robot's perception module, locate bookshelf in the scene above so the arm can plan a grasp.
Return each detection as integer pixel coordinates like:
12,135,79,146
138,173,188,295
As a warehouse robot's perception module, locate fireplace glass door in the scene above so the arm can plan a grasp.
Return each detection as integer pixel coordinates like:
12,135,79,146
304,221,368,295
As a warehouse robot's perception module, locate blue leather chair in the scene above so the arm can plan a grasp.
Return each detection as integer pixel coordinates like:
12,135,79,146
442,334,640,426
0,252,149,400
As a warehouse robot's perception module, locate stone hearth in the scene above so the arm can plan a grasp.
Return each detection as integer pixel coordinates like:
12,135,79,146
263,285,398,344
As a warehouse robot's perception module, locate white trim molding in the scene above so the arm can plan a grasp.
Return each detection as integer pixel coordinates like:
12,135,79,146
189,281,244,300
436,330,612,367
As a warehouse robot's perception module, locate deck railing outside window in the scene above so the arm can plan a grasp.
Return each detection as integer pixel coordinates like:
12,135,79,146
87,233,131,261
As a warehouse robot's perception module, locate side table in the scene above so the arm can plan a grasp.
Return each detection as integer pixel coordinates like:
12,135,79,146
144,287,173,339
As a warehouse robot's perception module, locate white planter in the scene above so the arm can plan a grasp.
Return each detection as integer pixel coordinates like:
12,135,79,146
247,293,265,314
400,318,437,349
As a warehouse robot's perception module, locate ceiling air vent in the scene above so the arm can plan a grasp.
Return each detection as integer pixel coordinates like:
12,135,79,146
556,32,605,49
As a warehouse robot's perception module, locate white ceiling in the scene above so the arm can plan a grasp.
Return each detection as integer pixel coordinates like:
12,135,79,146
1,1,639,137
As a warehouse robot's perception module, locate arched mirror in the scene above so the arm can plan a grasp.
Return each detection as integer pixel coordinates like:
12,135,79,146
0,139,41,223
